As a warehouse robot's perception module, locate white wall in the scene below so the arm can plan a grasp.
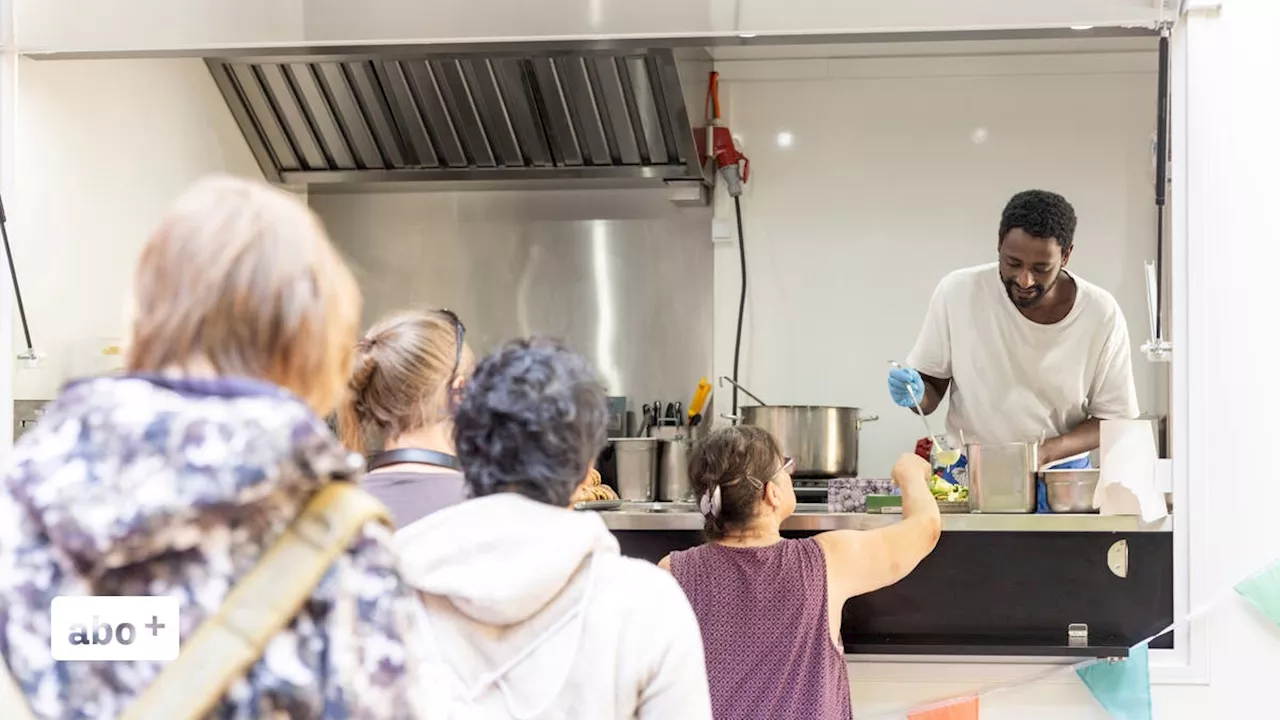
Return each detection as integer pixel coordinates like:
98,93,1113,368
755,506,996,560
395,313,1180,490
711,44,1167,480
1165,0,1280,716
8,57,261,400
0,0,15,451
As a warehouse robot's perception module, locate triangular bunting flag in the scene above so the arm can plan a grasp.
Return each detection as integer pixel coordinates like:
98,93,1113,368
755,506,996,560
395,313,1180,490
1234,557,1280,629
908,696,978,720
1076,642,1153,720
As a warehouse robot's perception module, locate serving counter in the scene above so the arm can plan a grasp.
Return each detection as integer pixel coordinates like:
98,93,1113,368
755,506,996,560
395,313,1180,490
597,502,1173,533
598,503,1174,660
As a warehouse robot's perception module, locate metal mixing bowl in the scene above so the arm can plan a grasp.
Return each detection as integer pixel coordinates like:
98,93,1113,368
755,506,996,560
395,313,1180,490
1042,469,1101,513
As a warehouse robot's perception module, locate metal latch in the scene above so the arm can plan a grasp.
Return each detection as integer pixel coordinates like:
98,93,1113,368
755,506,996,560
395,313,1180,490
1068,623,1089,648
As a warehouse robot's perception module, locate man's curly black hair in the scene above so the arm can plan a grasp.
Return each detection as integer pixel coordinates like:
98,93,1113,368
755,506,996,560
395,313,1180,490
998,189,1077,250
452,336,607,507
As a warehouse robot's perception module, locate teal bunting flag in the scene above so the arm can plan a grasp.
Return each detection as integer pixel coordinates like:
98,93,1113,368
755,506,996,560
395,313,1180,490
1235,557,1280,629
1076,642,1153,720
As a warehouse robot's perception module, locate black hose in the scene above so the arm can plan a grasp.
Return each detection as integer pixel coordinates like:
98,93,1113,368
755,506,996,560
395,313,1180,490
731,195,746,418
1154,30,1170,341
0,195,33,353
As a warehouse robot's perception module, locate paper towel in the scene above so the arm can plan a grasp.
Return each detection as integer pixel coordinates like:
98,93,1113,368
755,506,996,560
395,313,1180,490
1096,419,1168,522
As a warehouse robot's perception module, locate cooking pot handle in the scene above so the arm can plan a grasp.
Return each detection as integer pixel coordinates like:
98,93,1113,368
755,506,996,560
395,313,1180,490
717,376,768,406
719,413,742,424
858,414,880,430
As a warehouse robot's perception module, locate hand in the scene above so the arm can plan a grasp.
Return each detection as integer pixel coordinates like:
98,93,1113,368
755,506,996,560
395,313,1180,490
888,366,927,408
891,453,932,490
1037,438,1061,468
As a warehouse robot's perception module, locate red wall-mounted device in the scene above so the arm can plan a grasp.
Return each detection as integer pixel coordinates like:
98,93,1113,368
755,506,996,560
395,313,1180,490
700,71,749,197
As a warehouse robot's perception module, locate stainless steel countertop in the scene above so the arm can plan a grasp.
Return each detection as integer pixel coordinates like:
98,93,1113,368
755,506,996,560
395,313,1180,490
597,503,1173,532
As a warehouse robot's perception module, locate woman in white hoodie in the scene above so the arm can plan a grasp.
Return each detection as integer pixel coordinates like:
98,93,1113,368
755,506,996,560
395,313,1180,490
394,337,713,720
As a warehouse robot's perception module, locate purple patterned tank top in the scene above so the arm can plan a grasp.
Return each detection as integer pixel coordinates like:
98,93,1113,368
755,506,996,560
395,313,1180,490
670,538,853,720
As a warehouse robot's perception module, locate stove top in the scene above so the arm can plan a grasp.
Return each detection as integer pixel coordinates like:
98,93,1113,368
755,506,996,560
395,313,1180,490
793,477,834,500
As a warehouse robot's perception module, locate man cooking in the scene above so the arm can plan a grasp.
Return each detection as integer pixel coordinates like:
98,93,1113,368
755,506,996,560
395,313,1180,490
888,189,1140,509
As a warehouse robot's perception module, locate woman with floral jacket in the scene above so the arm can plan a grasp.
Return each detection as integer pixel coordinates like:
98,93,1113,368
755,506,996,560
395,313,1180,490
0,176,428,719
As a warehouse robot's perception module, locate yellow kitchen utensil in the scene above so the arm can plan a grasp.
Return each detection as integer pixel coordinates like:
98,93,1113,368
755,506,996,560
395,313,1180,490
689,378,712,419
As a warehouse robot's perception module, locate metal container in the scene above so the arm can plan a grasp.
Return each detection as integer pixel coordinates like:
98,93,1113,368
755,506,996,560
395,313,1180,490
1042,469,1101,513
13,400,50,442
613,438,658,502
656,435,695,502
965,441,1038,513
737,405,878,478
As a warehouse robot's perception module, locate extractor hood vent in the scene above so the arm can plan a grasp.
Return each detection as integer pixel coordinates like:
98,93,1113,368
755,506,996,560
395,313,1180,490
207,48,709,188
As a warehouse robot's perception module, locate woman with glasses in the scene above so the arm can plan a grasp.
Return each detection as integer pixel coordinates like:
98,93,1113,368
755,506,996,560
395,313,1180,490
659,426,941,720
339,308,475,527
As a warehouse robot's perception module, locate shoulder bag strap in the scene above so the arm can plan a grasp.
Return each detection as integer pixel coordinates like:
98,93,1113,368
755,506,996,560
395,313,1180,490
0,482,390,720
0,656,35,720
119,481,391,720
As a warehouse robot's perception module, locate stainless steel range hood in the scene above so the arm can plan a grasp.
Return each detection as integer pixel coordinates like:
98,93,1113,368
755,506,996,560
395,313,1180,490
207,46,711,190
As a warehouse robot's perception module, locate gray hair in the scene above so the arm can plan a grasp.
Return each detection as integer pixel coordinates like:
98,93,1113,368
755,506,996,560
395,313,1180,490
453,337,607,507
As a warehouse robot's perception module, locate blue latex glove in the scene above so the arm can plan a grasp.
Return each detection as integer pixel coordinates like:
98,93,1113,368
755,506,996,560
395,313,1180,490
888,366,927,408
1036,455,1093,513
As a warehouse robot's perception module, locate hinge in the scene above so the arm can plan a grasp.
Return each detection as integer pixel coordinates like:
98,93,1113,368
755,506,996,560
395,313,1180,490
1068,623,1090,648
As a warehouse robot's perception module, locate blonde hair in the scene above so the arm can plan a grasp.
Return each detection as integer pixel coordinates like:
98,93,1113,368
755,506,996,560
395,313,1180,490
338,310,476,453
126,175,361,416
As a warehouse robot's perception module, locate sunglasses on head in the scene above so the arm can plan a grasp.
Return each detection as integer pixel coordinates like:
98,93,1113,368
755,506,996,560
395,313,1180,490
435,307,466,386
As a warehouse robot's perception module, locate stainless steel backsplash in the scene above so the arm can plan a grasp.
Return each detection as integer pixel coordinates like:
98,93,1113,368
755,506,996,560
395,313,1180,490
310,188,714,407
14,400,52,442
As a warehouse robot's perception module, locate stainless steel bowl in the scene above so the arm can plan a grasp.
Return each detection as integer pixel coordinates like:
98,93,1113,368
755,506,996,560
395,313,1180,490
1042,469,1101,513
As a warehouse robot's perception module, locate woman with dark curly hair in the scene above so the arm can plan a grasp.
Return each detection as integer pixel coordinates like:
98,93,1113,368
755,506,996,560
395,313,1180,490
394,337,713,719
660,425,941,720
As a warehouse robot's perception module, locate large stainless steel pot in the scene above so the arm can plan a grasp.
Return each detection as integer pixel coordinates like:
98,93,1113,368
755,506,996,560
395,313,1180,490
719,378,878,478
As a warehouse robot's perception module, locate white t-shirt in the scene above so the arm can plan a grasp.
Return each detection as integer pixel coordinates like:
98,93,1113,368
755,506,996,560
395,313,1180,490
906,262,1140,447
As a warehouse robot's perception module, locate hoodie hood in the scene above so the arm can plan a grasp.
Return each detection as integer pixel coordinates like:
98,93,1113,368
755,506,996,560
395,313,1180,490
5,375,360,579
395,493,621,715
396,493,619,626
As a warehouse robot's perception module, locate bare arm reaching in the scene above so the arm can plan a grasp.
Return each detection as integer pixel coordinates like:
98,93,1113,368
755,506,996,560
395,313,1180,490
814,454,942,642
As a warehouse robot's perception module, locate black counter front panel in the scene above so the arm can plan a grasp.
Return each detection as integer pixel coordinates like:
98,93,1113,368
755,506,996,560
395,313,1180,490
613,529,1173,658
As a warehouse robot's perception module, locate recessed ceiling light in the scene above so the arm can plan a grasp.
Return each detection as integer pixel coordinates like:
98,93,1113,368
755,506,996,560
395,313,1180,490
1071,25,1094,30
738,33,758,39
776,131,794,148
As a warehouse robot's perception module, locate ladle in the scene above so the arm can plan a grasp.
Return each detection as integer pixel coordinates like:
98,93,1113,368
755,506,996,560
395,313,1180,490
889,361,958,466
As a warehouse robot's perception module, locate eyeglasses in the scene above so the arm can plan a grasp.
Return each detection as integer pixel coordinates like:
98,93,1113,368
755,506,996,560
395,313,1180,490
435,307,466,386
755,456,795,498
